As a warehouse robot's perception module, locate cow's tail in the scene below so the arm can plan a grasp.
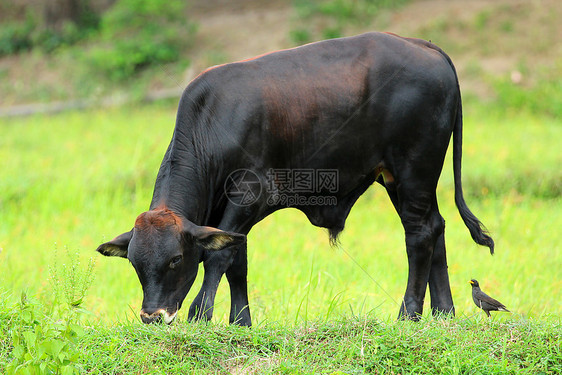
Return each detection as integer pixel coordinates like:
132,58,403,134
449,61,495,254
431,42,495,254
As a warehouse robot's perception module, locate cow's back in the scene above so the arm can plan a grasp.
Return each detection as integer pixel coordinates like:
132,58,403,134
183,32,457,167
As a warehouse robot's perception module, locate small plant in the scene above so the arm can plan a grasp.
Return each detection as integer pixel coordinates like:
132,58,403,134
289,28,312,45
290,0,411,44
5,293,85,375
474,9,491,30
49,247,96,310
0,14,35,56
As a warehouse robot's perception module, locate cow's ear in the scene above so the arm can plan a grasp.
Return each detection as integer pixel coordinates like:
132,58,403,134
96,230,133,258
184,223,246,250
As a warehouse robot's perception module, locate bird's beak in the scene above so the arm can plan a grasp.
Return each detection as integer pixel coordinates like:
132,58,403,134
469,280,474,285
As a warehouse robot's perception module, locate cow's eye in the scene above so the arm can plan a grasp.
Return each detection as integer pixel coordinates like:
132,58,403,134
169,255,183,269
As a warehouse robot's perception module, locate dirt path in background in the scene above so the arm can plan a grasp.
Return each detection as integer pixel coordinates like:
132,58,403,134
1,0,560,113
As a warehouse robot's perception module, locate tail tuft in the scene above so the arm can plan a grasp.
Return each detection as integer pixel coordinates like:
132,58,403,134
456,194,495,254
328,227,343,247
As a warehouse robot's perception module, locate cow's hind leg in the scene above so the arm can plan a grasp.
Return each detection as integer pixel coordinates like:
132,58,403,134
398,189,444,320
428,232,455,317
380,161,445,320
380,176,452,319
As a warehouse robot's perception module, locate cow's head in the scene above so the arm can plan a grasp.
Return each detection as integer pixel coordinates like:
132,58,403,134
96,208,245,324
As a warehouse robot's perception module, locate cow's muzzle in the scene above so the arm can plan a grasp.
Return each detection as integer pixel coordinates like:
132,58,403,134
140,308,177,324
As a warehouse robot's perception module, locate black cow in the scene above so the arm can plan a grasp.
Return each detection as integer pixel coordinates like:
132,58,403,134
97,32,494,325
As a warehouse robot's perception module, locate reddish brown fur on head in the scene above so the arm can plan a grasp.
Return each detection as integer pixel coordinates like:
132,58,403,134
134,207,183,232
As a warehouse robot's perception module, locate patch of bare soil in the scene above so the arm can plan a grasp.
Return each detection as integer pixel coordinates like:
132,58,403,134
184,0,293,81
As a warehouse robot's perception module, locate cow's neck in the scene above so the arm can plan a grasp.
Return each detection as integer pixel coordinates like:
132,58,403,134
149,130,217,226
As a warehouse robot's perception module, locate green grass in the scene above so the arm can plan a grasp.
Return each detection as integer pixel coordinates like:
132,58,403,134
2,298,560,373
1,103,561,372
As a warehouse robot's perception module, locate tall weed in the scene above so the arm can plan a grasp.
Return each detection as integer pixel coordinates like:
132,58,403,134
49,247,96,310
2,249,95,374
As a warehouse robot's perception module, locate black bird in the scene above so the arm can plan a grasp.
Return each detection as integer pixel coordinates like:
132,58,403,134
469,279,510,317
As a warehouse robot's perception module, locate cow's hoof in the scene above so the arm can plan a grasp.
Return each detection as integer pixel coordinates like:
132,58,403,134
398,300,423,321
431,306,455,318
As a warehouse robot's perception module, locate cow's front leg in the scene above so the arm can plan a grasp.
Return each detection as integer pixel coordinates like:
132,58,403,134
428,232,455,317
188,247,236,322
226,242,251,326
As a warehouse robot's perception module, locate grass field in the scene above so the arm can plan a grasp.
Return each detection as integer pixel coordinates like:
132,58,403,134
1,102,561,373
